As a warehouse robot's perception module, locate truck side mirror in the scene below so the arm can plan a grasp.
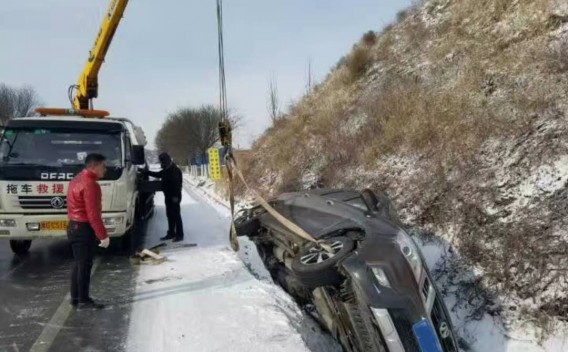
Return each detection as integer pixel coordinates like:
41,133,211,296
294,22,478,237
131,145,146,165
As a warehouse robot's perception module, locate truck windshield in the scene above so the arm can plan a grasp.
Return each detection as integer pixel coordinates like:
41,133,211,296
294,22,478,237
0,128,122,167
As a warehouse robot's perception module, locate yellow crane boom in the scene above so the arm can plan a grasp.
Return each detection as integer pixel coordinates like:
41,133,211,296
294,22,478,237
72,0,129,110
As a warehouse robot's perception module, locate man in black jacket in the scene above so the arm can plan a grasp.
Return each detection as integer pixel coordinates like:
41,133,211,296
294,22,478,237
146,153,184,242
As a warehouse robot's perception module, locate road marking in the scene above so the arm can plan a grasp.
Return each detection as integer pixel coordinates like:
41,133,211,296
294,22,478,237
29,257,101,352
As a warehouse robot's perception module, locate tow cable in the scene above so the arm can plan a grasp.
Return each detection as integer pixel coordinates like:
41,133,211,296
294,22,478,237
215,0,332,253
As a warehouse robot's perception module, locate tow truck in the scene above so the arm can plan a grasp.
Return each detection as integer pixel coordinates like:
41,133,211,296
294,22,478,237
0,0,156,255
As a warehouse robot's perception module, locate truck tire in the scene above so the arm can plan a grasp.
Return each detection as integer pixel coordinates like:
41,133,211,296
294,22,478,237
122,208,141,255
10,240,32,256
291,237,354,288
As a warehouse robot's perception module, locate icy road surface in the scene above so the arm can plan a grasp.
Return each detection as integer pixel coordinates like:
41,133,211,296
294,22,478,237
126,184,340,352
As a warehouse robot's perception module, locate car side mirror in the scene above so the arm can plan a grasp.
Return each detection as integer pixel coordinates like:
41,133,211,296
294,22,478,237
131,145,146,165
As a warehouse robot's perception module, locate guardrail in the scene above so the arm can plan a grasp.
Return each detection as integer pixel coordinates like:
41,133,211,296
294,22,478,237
189,164,210,179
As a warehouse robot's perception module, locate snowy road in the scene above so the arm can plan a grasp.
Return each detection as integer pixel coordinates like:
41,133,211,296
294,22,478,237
127,184,339,352
0,227,139,352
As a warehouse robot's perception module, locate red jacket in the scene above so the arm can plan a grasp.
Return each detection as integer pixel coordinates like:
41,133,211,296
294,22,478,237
67,169,108,240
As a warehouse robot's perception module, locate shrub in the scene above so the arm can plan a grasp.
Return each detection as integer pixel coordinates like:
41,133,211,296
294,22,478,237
362,30,378,46
345,45,373,80
397,9,410,22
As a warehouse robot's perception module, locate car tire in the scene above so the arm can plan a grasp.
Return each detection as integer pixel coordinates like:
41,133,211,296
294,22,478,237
122,208,141,255
10,240,32,256
291,236,354,288
361,189,403,225
233,209,261,237
376,191,403,226
361,189,379,212
344,299,387,352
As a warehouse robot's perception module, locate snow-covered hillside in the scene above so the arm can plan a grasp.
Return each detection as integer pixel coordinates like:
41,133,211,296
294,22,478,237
242,0,568,344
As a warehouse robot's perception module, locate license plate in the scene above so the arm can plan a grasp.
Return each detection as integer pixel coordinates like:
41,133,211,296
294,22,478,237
40,221,68,231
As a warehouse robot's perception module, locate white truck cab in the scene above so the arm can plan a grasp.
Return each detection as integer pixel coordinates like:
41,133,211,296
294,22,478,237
0,115,156,254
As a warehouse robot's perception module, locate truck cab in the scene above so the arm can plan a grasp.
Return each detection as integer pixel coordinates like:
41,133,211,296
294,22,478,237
0,115,156,255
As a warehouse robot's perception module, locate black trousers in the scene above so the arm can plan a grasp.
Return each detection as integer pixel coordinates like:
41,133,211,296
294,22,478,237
165,197,184,239
67,221,97,302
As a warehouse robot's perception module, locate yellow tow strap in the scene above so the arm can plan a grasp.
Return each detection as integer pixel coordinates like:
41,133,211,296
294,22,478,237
226,156,333,253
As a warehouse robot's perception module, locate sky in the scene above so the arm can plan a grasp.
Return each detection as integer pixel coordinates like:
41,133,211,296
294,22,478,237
0,0,412,149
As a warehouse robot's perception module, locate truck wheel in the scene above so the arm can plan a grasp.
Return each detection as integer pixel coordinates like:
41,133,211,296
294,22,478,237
123,221,140,255
10,240,32,256
122,209,141,255
291,237,354,288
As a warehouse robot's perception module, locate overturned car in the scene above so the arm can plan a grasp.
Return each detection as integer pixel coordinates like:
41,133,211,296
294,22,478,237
234,189,459,352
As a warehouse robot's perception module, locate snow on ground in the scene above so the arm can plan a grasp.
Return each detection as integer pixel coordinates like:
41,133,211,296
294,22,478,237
126,181,339,352
418,237,568,352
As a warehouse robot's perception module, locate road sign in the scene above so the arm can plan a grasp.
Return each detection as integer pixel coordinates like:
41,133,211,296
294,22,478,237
208,148,222,181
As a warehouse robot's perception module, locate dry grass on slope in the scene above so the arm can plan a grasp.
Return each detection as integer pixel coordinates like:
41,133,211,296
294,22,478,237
241,0,568,332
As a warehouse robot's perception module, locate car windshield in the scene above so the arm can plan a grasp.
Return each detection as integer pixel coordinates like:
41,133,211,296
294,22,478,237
0,128,122,167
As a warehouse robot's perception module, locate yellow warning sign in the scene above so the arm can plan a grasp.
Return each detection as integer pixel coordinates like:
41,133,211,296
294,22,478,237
208,148,222,181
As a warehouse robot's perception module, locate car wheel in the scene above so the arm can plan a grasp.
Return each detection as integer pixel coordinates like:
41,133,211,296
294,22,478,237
291,236,354,288
10,240,32,256
362,189,403,225
233,209,261,237
344,300,387,352
361,189,379,212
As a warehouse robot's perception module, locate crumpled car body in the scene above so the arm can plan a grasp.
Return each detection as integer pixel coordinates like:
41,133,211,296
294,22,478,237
235,189,459,352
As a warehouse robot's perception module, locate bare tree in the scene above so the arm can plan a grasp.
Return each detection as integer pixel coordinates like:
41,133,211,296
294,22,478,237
267,76,280,123
0,84,41,125
306,58,313,95
155,105,240,165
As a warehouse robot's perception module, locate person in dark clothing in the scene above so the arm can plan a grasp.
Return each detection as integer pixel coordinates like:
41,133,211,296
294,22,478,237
145,153,184,242
66,153,109,310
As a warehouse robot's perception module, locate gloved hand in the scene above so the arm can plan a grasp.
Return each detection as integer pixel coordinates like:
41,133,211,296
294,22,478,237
99,237,110,249
171,197,180,203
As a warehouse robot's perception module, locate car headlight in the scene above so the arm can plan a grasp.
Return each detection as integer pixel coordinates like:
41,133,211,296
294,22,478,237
103,216,124,226
396,230,423,281
371,267,391,288
0,219,16,227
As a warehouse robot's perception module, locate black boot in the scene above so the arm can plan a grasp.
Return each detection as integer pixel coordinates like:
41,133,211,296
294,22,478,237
77,299,105,311
160,232,175,241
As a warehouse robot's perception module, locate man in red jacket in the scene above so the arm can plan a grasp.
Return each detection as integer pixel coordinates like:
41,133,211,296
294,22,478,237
66,153,109,310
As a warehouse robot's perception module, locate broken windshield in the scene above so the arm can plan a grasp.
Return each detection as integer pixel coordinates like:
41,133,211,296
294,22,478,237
0,128,122,167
